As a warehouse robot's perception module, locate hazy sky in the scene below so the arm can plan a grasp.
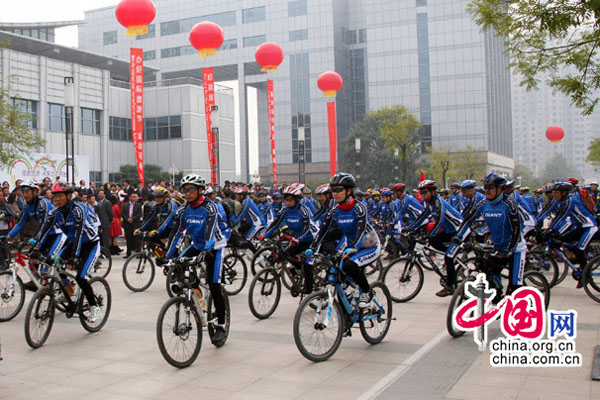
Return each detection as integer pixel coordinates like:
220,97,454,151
3,1,260,177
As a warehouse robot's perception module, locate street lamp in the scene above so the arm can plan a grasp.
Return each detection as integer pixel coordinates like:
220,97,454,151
355,137,361,181
298,115,305,183
64,77,75,184
211,104,220,189
394,148,399,181
517,176,522,187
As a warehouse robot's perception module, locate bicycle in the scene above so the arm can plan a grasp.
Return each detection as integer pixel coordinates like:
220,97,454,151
382,231,477,302
293,252,394,362
24,256,111,348
447,244,551,338
88,246,112,279
220,244,248,296
156,255,231,368
122,231,167,292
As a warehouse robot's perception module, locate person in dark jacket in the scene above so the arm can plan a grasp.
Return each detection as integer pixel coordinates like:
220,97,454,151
121,192,142,257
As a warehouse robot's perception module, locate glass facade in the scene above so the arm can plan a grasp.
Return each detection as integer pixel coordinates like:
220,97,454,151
2,27,56,42
289,29,308,42
136,24,155,40
103,30,117,45
47,103,64,132
242,7,266,24
109,116,131,141
288,0,307,17
289,53,312,163
243,35,267,48
11,98,37,129
80,108,101,135
160,11,236,36
416,12,432,150
143,116,182,140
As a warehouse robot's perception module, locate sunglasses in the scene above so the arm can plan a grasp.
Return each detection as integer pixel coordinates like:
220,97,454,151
182,187,199,194
284,196,296,201
418,189,430,194
331,187,346,193
483,185,496,190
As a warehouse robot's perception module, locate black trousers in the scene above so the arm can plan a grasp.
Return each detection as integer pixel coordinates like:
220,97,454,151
428,232,456,287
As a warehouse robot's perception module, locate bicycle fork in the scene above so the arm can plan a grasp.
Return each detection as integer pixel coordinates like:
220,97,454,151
314,286,335,329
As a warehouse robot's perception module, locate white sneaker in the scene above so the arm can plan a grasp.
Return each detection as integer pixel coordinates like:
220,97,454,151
358,290,374,308
89,305,100,323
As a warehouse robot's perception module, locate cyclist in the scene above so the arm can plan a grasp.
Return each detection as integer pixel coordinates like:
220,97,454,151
403,180,463,297
36,182,101,322
205,187,232,246
391,183,424,256
534,188,544,214
258,185,318,294
302,186,319,213
520,187,537,216
256,190,274,225
314,184,334,225
505,180,537,239
355,190,366,206
458,180,485,217
270,192,283,219
308,173,380,308
547,181,598,287
368,190,381,219
448,182,463,208
231,186,266,241
166,174,228,345
293,184,317,217
449,173,526,295
137,187,178,247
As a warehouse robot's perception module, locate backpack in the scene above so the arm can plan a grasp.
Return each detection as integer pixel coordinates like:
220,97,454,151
579,189,595,212
220,200,234,228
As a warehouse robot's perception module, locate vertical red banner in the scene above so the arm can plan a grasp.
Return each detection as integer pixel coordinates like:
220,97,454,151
267,79,277,184
130,48,145,186
203,67,216,185
327,101,337,176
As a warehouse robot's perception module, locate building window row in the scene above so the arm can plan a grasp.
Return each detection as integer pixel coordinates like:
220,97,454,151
136,24,155,40
159,11,236,36
47,103,65,132
289,29,308,42
144,115,181,140
143,50,156,60
160,40,238,58
288,0,307,17
242,6,266,24
11,98,38,129
109,116,131,141
81,108,101,135
342,28,367,45
243,35,267,48
3,27,56,42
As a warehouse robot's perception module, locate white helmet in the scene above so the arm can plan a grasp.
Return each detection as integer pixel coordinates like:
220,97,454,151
204,187,214,195
180,174,206,188
19,180,39,190
283,185,303,197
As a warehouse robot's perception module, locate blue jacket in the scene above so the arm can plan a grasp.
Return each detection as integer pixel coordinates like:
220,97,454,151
522,194,537,215
393,195,424,227
454,193,522,252
8,196,55,239
140,199,178,233
257,199,272,220
264,203,316,243
551,196,597,235
314,198,335,225
448,192,463,209
378,201,394,224
510,191,536,228
231,196,266,227
300,196,317,217
459,192,486,217
406,195,463,236
167,198,221,258
213,200,231,243
368,199,381,218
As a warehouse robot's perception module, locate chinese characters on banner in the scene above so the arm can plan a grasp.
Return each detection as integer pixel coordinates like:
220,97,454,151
327,101,337,177
203,68,217,185
267,79,277,184
130,48,145,186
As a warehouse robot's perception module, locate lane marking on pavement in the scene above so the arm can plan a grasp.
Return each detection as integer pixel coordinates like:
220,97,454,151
357,329,448,400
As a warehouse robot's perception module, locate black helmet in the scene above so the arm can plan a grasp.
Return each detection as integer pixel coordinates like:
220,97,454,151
553,181,573,192
483,173,506,188
330,172,356,188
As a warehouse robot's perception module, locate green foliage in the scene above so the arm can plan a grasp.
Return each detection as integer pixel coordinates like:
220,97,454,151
425,146,454,187
468,0,600,115
586,138,600,170
453,145,487,181
0,88,45,167
379,105,422,182
513,162,545,188
540,153,581,182
115,163,170,185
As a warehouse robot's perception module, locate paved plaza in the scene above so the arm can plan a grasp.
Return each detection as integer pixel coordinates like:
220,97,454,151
0,257,599,399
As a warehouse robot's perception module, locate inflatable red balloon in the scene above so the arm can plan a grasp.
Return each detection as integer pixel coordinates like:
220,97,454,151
317,71,343,97
546,126,565,143
189,22,225,58
115,0,156,37
255,42,284,72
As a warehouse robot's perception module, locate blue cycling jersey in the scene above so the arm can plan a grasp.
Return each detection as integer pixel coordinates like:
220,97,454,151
212,200,231,244
378,201,394,224
551,195,597,235
393,195,424,227
231,196,266,227
300,196,317,217
8,196,56,239
510,191,536,228
257,199,272,219
140,199,179,233
459,192,486,217
314,198,335,225
264,202,316,243
448,192,463,208
406,194,463,236
521,193,536,215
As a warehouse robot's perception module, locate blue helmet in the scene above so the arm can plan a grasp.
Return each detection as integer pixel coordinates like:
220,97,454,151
483,173,506,188
381,189,393,196
355,190,364,196
461,180,476,189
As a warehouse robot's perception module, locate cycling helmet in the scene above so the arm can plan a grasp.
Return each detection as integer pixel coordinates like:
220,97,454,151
514,184,521,190
329,172,356,188
256,190,267,196
460,180,476,189
283,185,303,197
482,173,506,187
450,182,460,189
355,190,364,197
291,182,305,191
418,180,437,190
19,180,39,190
50,182,74,194
371,190,381,196
566,177,579,185
204,187,215,195
316,184,331,195
381,189,393,196
233,186,249,194
392,183,406,192
154,187,169,197
272,192,281,199
553,181,573,192
534,188,543,194
439,189,449,196
504,179,514,189
180,174,206,188
521,186,530,192
591,181,599,186
302,186,312,194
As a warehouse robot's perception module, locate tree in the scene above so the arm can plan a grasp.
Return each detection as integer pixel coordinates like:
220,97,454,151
540,153,581,182
513,162,545,189
425,146,454,188
0,88,45,167
379,105,422,182
586,138,600,171
453,145,487,181
468,0,600,115
116,163,169,185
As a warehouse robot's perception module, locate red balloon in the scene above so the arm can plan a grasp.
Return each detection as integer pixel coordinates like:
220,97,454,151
115,0,156,37
255,42,284,72
545,126,565,143
317,71,343,97
189,22,225,58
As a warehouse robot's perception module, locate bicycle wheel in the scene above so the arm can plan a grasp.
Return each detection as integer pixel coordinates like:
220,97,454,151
79,277,112,333
156,296,202,368
90,247,112,279
207,288,231,347
382,257,424,303
523,271,551,310
24,286,55,349
248,267,281,320
250,246,275,275
0,271,25,322
364,258,383,281
165,265,185,298
222,254,248,296
582,256,600,303
446,278,474,338
293,289,344,362
359,281,393,344
122,253,156,292
525,250,559,287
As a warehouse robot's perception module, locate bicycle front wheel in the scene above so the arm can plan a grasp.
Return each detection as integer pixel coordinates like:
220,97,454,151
90,247,112,279
359,281,393,344
582,256,600,303
248,267,281,320
525,250,559,287
222,254,248,296
382,257,424,303
0,271,25,322
156,296,202,368
523,271,551,310
79,277,112,333
24,286,55,348
250,246,275,275
122,253,156,292
293,289,344,362
446,278,474,338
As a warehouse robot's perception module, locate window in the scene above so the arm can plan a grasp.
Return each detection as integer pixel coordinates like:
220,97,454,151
220,39,238,50
136,24,155,40
169,116,181,138
144,118,157,140
180,45,197,56
416,0,427,6
289,29,308,42
161,46,181,58
243,6,266,23
109,116,131,141
288,0,307,17
80,108,101,135
160,21,180,36
47,103,64,132
103,31,117,45
157,117,169,140
358,29,367,43
89,171,102,184
161,11,237,36
243,35,267,47
11,98,38,129
143,50,156,60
